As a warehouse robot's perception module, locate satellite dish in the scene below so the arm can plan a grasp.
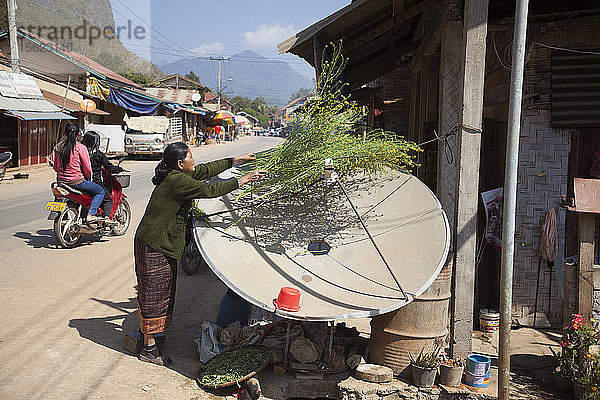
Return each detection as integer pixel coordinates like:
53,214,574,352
193,168,450,321
192,93,202,102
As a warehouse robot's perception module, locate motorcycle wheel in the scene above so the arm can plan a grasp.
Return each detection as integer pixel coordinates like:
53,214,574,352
53,206,83,248
111,199,131,236
180,241,207,275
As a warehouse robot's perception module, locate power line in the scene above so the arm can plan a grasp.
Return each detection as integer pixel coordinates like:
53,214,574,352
110,6,194,60
111,0,195,57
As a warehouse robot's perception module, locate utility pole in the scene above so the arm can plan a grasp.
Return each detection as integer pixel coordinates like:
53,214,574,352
498,0,529,399
7,0,20,73
210,57,229,107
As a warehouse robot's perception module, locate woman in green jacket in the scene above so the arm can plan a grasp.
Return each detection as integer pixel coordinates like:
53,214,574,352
134,142,265,365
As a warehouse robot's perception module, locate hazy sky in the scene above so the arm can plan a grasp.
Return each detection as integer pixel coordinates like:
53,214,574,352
109,0,349,78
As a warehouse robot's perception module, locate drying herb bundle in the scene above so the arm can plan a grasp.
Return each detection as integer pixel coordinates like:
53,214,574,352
198,346,272,386
236,41,420,200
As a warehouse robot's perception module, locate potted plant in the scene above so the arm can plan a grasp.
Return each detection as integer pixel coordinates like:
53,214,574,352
438,353,464,387
557,315,600,398
409,346,441,388
574,352,600,400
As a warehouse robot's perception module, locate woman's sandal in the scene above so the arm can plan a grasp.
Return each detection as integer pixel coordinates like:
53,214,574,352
139,347,172,366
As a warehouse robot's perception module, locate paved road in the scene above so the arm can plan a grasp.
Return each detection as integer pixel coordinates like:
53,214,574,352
0,136,282,400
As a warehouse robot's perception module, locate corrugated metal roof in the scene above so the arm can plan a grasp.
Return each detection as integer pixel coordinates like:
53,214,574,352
5,110,75,120
552,50,600,127
0,96,60,112
144,87,197,104
150,74,210,91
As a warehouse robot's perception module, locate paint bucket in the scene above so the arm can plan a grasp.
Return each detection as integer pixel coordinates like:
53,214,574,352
479,309,500,333
464,369,490,387
464,354,491,388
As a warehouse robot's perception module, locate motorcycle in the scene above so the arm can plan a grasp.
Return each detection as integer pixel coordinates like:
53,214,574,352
45,170,132,248
0,151,12,181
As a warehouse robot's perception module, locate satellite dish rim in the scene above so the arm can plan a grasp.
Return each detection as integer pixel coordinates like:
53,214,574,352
193,203,450,321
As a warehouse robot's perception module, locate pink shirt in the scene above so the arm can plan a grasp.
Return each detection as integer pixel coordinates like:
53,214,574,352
51,142,92,183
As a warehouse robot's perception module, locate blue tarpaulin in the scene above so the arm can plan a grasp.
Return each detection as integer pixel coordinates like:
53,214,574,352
108,88,160,115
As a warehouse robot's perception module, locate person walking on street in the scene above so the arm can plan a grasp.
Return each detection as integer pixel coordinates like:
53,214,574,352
134,142,266,365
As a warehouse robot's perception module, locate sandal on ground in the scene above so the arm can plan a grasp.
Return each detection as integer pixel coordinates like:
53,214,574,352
139,347,172,366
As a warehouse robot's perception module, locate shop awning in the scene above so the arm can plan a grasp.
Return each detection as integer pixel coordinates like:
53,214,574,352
42,89,110,116
182,106,208,115
5,110,76,120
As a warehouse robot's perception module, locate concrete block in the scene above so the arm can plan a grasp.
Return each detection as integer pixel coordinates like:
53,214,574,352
338,377,407,396
355,364,394,383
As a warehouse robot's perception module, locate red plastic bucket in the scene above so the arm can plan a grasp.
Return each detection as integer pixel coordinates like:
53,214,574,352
273,287,301,312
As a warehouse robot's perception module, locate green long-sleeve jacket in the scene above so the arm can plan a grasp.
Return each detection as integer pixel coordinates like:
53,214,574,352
135,158,238,260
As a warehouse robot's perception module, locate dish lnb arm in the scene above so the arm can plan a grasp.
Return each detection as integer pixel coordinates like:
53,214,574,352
323,158,338,183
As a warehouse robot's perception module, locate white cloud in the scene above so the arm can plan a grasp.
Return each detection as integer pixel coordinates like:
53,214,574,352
241,24,295,51
191,42,224,56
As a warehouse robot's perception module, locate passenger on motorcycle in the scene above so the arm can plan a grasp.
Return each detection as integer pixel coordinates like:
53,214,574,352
49,123,105,224
81,131,124,224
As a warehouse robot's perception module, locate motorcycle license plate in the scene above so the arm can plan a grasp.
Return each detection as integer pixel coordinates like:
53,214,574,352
44,201,67,212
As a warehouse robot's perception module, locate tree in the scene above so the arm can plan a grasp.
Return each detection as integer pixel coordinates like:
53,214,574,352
289,88,313,103
122,69,151,86
185,71,200,83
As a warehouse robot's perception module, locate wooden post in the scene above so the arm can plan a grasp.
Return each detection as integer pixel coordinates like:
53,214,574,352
578,214,595,318
450,0,489,359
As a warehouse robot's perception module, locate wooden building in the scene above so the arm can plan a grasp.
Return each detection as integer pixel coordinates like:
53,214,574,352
280,0,600,356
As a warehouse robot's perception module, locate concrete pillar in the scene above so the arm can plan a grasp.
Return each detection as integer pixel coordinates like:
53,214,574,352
448,0,489,358
437,1,462,234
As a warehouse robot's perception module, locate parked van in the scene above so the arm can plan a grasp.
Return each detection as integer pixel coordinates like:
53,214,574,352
123,115,183,157
85,123,126,156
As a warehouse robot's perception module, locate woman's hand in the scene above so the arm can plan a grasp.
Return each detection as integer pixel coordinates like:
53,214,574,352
233,153,256,165
237,170,267,187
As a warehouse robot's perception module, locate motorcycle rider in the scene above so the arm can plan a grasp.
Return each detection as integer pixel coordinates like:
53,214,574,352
81,131,124,224
49,123,105,224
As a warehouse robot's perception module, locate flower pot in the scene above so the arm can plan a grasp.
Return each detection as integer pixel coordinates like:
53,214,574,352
552,371,573,393
576,346,590,368
411,363,438,388
574,382,587,400
439,364,464,387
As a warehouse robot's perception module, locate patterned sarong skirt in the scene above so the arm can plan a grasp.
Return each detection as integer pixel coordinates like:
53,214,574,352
134,237,178,334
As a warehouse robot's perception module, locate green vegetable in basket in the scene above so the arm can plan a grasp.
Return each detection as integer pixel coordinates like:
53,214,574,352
199,346,272,386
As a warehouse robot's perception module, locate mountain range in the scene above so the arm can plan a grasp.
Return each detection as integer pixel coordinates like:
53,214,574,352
4,1,312,106
159,50,314,107
5,0,161,78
